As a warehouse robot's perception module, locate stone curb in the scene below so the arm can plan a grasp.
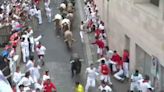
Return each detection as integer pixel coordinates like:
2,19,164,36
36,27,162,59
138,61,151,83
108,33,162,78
77,0,94,65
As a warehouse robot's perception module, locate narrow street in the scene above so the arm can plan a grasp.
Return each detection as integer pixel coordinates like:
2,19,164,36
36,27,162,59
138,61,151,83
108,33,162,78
33,0,88,92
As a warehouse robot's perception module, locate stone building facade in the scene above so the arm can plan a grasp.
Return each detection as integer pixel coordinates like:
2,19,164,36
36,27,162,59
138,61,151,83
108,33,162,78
94,0,164,91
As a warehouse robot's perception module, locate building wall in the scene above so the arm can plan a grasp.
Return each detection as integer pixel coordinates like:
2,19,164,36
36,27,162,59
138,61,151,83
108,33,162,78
95,0,164,90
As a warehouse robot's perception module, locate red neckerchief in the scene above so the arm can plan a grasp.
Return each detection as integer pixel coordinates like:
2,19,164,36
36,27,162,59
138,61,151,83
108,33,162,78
143,80,148,83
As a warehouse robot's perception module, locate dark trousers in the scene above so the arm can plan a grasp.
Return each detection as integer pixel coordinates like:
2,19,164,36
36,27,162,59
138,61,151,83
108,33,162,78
71,67,78,77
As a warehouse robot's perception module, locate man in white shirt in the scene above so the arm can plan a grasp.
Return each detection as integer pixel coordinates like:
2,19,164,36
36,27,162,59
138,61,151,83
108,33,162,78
80,21,85,43
29,63,40,83
35,7,42,24
26,56,35,71
29,6,36,17
36,42,46,65
130,70,143,92
17,71,34,91
85,64,98,92
27,27,35,52
44,0,51,8
21,37,29,63
98,81,112,92
36,42,46,57
13,66,24,84
45,6,52,22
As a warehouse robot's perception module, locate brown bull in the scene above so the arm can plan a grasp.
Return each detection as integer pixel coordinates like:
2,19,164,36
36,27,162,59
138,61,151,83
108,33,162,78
64,30,75,49
67,2,74,13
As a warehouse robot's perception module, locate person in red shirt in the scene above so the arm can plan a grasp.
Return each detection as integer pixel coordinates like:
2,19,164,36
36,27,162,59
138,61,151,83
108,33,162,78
92,37,105,58
113,57,125,81
111,50,121,73
122,49,129,78
117,57,123,69
43,78,57,92
95,28,101,38
99,60,112,85
111,50,121,63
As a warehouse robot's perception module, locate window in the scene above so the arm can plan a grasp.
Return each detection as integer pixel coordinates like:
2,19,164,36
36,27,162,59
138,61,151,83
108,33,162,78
150,0,159,6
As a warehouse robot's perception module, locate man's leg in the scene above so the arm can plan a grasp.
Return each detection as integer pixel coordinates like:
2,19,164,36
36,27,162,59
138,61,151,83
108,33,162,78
123,62,129,78
22,49,26,63
85,78,90,92
71,67,75,77
130,82,135,92
114,69,124,81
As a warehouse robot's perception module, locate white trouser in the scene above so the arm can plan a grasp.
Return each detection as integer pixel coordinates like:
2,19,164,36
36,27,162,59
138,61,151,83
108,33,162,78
47,14,51,22
80,31,84,43
109,60,117,72
100,74,112,85
123,62,129,78
97,47,103,55
130,82,140,91
112,64,117,72
114,69,124,81
85,77,96,92
22,47,29,63
31,43,35,52
38,15,42,24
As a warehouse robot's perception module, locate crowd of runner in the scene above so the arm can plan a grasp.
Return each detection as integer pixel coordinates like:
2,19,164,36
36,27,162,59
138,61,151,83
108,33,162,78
0,0,57,92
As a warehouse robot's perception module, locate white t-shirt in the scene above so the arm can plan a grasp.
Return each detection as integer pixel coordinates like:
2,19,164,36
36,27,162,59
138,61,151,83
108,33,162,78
131,73,143,83
42,74,50,81
13,72,23,83
86,67,98,79
29,8,36,16
36,45,46,55
26,60,34,71
21,41,29,49
17,76,34,87
29,67,40,83
22,34,29,43
98,85,112,92
45,7,51,16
